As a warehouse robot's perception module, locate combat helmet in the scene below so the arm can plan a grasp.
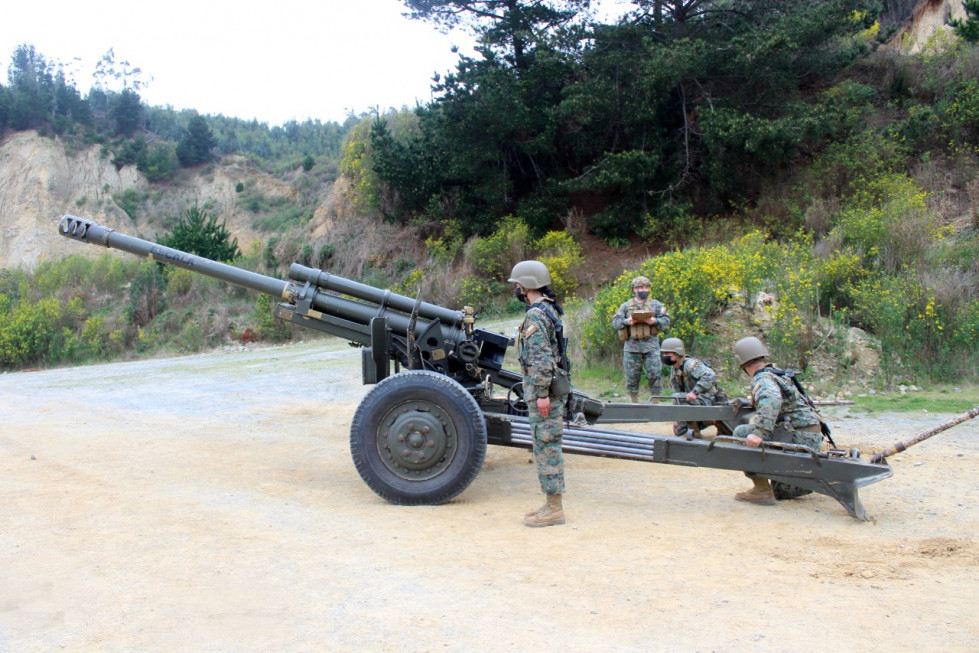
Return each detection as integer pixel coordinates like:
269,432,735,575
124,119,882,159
508,260,551,290
631,275,651,289
661,337,686,357
733,336,769,366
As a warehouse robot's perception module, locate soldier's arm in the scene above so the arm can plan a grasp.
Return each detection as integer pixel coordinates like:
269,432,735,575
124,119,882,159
611,302,630,330
654,302,670,331
690,361,716,396
522,313,555,401
748,378,783,438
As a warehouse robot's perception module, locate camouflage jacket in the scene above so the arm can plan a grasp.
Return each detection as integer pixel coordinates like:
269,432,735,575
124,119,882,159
517,300,561,402
611,297,670,353
670,356,718,398
747,365,821,437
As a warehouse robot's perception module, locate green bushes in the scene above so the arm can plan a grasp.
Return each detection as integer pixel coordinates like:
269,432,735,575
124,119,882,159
157,204,241,262
0,251,298,371
582,243,739,361
0,296,80,368
581,162,978,384
451,218,583,315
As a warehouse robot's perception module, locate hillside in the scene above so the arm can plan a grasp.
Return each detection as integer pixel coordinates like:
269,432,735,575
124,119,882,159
0,1,968,272
0,131,301,269
0,0,968,273
2,0,978,388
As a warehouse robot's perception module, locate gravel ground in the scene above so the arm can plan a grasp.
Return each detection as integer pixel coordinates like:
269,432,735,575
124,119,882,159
1,339,976,651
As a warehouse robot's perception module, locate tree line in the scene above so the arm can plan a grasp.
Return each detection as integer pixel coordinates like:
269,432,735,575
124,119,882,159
0,44,355,178
359,0,886,239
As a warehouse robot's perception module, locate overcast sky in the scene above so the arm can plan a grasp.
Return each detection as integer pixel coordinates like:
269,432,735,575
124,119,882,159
2,0,633,127
1,0,477,125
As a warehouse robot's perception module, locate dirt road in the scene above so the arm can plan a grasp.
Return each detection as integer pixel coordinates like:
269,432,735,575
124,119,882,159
1,340,976,651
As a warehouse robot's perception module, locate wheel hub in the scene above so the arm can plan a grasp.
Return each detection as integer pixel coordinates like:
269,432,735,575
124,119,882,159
379,401,455,479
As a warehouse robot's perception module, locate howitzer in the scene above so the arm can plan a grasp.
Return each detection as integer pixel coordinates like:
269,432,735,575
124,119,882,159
58,215,896,519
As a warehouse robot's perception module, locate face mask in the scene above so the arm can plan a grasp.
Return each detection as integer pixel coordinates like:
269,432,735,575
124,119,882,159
514,287,528,304
636,290,650,300
661,355,675,366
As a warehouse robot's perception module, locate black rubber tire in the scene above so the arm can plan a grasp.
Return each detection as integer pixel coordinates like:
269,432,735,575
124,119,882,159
350,371,487,505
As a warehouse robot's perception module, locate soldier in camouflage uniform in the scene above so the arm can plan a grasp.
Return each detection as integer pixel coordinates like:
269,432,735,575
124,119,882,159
730,336,824,505
611,276,670,403
661,337,728,438
509,260,569,527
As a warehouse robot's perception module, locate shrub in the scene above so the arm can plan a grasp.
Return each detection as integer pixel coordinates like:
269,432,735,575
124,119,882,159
139,142,178,182
253,294,293,342
0,296,81,368
832,173,938,273
157,204,241,262
456,275,508,315
467,216,530,279
535,230,583,299
727,230,782,309
126,262,167,327
765,237,819,369
582,244,736,360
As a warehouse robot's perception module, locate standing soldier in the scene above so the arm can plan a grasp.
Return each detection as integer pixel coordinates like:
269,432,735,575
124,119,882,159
508,260,569,527
661,337,728,438
612,275,670,403
730,336,825,505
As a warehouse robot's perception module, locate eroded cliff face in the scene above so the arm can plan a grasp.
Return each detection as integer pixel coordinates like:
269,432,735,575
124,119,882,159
0,132,140,267
885,0,968,52
0,132,299,268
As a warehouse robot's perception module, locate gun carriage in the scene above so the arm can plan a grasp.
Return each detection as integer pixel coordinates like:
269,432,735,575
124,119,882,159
58,215,898,519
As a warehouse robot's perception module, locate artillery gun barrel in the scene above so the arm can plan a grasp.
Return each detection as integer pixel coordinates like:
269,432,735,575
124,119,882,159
59,215,291,299
57,215,468,347
288,264,464,327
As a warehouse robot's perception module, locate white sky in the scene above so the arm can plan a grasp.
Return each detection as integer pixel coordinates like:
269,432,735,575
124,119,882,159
2,0,633,126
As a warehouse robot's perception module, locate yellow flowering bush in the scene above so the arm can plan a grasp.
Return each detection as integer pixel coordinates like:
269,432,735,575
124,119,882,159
766,236,819,369
582,244,737,359
536,230,584,299
727,230,782,307
847,270,956,380
832,173,938,273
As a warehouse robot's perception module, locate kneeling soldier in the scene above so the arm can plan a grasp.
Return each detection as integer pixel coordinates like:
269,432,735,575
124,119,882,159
661,337,727,438
730,336,824,505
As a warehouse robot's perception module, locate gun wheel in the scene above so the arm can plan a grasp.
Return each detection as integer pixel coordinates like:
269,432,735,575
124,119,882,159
350,371,487,505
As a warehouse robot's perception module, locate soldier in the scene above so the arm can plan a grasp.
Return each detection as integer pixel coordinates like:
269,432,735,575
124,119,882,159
730,336,824,505
611,275,670,402
661,337,728,438
508,260,569,527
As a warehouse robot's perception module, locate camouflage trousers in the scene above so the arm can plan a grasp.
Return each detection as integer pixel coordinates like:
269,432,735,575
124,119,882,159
623,348,663,396
733,423,823,500
527,393,567,495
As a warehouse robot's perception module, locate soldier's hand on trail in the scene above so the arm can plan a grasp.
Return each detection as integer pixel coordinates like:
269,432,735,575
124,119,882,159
686,391,697,403
537,396,551,418
746,433,764,447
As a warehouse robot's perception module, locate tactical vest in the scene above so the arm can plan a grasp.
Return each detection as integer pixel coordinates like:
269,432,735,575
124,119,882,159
754,366,834,445
619,298,658,341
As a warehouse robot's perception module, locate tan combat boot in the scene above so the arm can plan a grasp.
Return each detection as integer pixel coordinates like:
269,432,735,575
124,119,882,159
525,500,548,517
524,493,565,527
735,477,776,505
630,393,640,404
